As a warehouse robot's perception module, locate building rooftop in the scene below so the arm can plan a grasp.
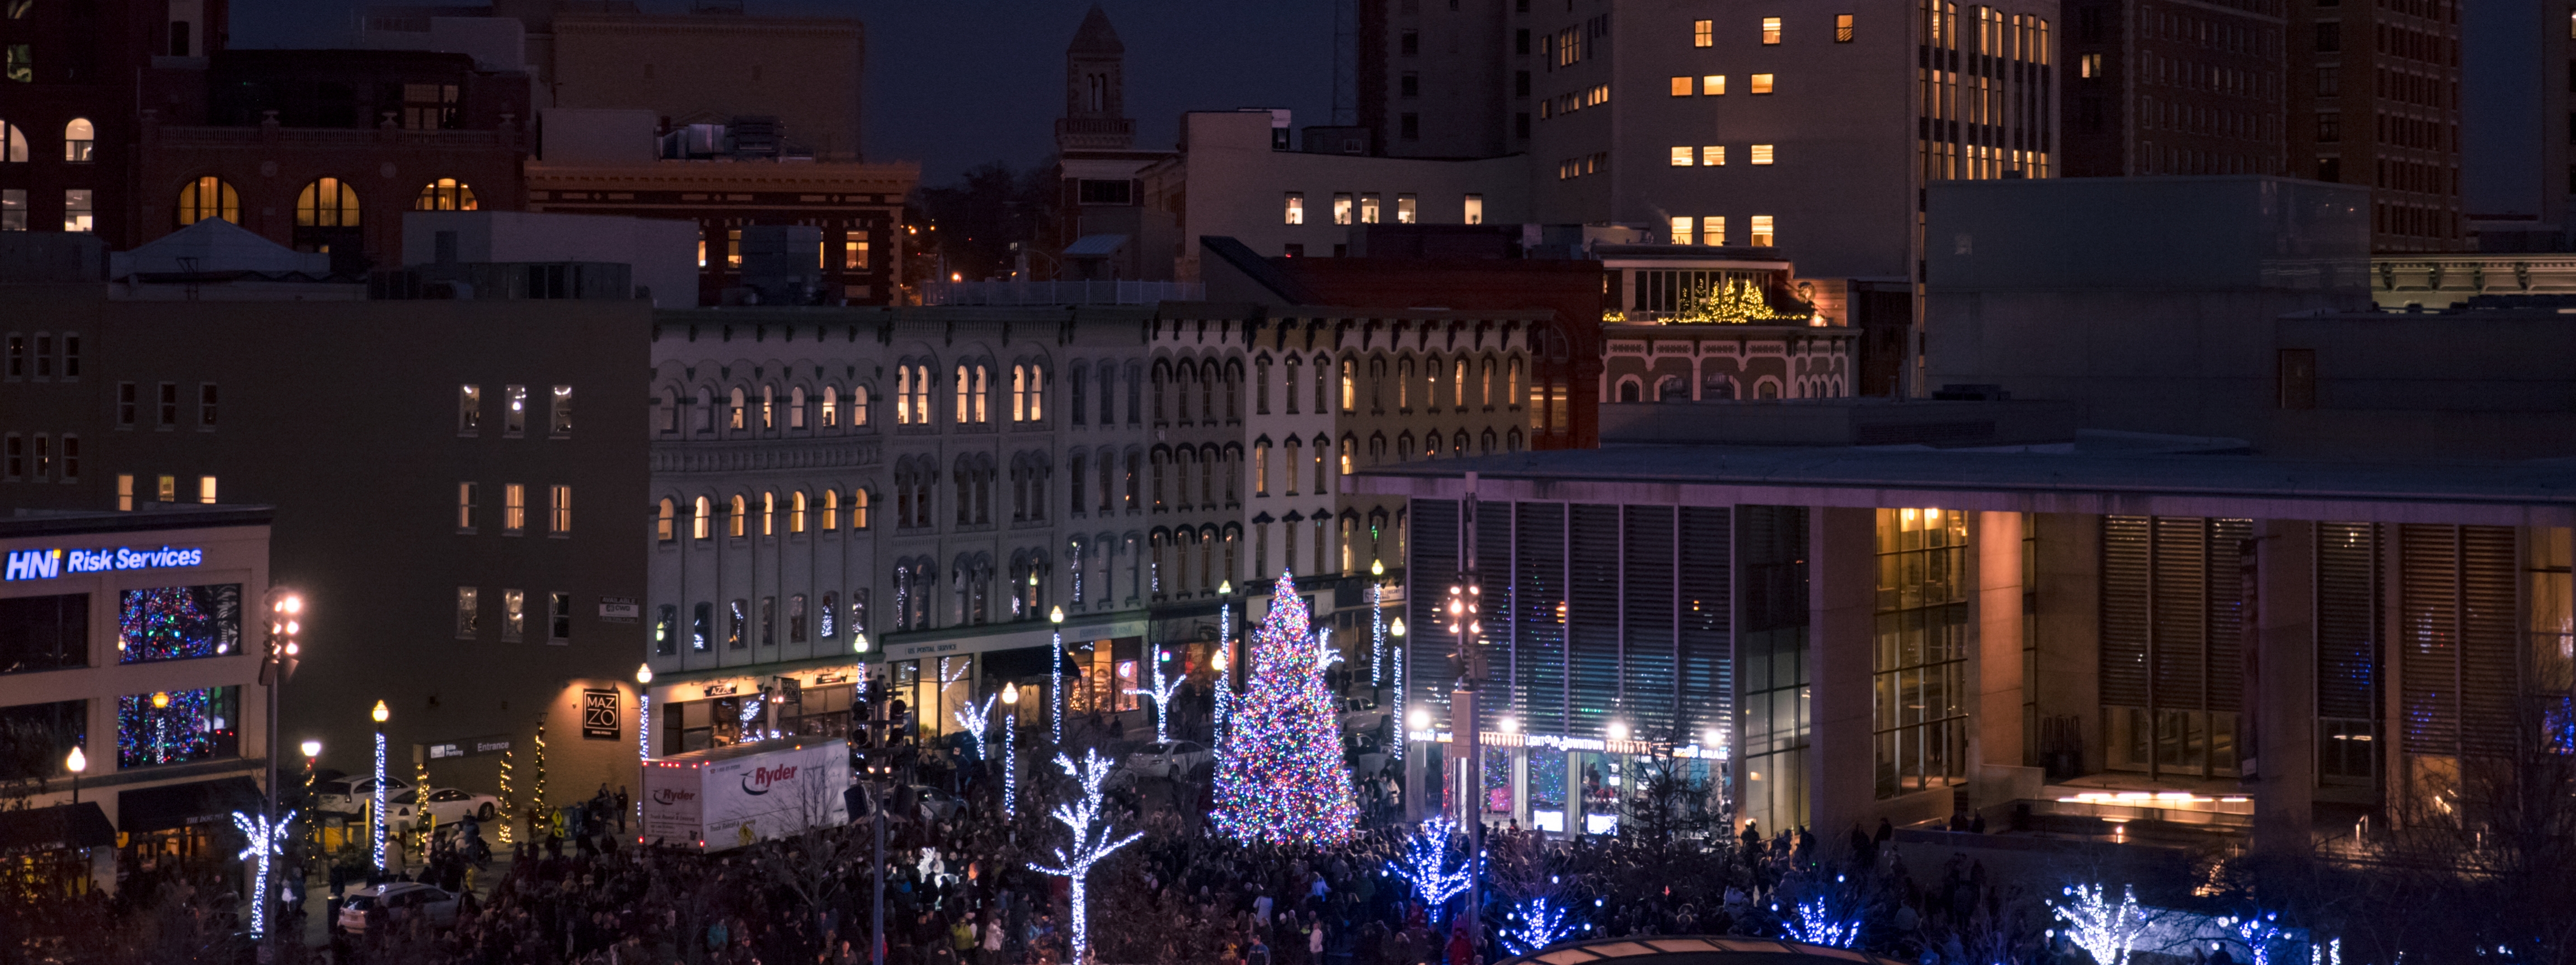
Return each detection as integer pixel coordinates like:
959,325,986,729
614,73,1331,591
0,505,275,540
1350,444,2576,527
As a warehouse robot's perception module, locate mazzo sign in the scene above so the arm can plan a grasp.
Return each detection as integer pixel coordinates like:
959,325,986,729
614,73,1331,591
4,545,206,581
581,689,621,741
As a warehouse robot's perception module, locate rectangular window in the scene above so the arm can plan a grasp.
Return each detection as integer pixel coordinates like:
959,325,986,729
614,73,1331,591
1703,74,1726,96
1671,146,1695,166
1284,191,1305,225
548,592,571,642
656,605,678,655
1395,194,1417,224
0,597,90,675
117,686,241,768
1750,73,1775,94
457,587,480,638
693,602,713,651
62,190,91,232
501,589,525,641
117,474,133,511
1703,146,1726,166
1750,215,1775,246
2317,67,2338,96
1333,193,1354,225
1400,72,1419,97
1761,16,1781,44
549,386,572,437
1671,76,1694,96
2315,22,2338,53
1704,216,1727,246
158,382,177,427
504,385,527,437
2316,114,2340,143
458,385,481,434
1870,508,1973,798
1669,216,1695,245
1751,144,1776,165
761,597,778,645
1360,193,1382,223
1400,113,1419,140
59,334,77,380
503,483,526,535
549,484,571,536
2080,53,2102,78
3,334,17,378
197,475,216,504
197,383,218,428
457,482,478,532
157,475,175,503
27,434,44,480
843,238,870,270
117,382,137,426
1835,13,1854,41
727,599,748,648
1463,194,1483,224
0,189,23,232
31,334,49,378
60,435,75,481
789,593,808,643
1693,18,1713,46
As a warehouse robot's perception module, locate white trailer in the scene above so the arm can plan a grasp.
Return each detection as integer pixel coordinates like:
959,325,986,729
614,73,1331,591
641,737,850,851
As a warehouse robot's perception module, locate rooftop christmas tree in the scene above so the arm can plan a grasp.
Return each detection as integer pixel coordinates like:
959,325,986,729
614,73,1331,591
1211,571,1360,844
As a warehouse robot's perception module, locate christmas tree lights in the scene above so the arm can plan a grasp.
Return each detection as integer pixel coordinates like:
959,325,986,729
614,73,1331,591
1778,897,1863,949
1210,573,1360,844
1385,817,1477,920
953,692,998,761
2051,883,2150,965
1027,748,1142,965
1501,897,1577,955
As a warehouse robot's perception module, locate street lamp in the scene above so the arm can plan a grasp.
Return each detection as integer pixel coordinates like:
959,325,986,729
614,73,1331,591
64,746,84,805
370,699,389,874
1049,606,1066,745
1370,559,1387,689
1389,617,1407,769
853,630,870,654
1214,581,1234,748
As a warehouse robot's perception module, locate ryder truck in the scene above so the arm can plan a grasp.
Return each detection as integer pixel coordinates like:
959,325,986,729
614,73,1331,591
641,737,850,851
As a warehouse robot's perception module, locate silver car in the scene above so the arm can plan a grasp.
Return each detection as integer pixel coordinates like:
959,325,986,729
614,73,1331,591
1118,741,1214,783
338,882,458,933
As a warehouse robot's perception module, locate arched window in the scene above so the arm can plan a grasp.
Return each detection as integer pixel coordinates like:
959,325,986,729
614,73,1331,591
788,386,806,430
176,176,239,226
822,489,840,530
728,494,747,537
821,386,839,428
413,179,478,210
1340,435,1356,476
760,491,777,536
1012,365,1029,421
1482,428,1498,454
693,496,712,540
1280,438,1301,496
853,489,871,530
1508,428,1525,452
955,364,972,423
657,498,676,542
1314,435,1332,491
896,366,915,424
62,119,94,162
759,385,775,430
1455,358,1470,407
295,178,361,227
1480,358,1495,407
1339,358,1356,413
790,490,808,533
1454,430,1470,457
1507,357,1525,407
0,121,27,163
728,387,746,430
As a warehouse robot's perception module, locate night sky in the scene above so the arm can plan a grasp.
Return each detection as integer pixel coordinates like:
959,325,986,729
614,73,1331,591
229,0,1336,185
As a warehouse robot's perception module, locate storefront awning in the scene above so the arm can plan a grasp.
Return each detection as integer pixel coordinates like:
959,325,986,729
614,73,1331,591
117,775,264,833
0,803,116,853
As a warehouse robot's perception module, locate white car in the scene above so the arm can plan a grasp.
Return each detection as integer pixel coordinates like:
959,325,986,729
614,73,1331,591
1118,741,1214,783
338,882,458,933
314,775,414,816
415,787,501,825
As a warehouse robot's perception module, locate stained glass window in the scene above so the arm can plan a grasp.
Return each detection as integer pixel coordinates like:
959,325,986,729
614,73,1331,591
117,584,239,664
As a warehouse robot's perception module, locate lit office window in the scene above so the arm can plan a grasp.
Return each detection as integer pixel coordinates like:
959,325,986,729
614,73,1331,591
1671,147,1694,167
1751,215,1776,246
1761,17,1781,44
1751,144,1776,165
1692,19,1713,46
1463,194,1484,224
1751,73,1775,93
1668,217,1694,245
1284,191,1305,225
503,483,526,534
1703,75,1726,96
1703,146,1726,166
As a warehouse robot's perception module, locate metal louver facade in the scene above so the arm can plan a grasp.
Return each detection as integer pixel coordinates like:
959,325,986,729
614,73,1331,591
2098,516,2252,777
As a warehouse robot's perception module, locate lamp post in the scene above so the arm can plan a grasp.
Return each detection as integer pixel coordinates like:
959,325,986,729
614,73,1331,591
64,746,84,805
1389,616,1407,771
1215,580,1233,749
1001,683,1019,817
636,663,654,830
1370,559,1386,691
370,699,389,875
1048,607,1065,746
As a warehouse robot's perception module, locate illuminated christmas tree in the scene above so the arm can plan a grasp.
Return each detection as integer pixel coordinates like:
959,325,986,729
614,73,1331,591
1211,571,1359,843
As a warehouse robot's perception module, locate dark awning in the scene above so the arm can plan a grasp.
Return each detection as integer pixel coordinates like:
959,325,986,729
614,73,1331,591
117,776,264,833
0,803,117,852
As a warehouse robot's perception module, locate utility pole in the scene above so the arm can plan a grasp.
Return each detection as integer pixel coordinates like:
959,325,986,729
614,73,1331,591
1448,477,1485,944
871,672,888,965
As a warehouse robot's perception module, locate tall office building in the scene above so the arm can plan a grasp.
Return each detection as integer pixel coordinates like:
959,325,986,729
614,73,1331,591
2288,0,2465,251
2057,0,2290,178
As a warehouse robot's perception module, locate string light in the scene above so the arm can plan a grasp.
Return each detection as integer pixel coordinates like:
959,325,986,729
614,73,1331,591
1501,897,1577,955
1778,896,1863,949
1214,584,1233,749
1125,649,1183,743
1002,684,1019,817
2051,883,2150,965
1027,748,1143,965
1211,571,1360,844
1385,817,1477,922
1050,606,1065,745
952,693,998,761
232,809,295,939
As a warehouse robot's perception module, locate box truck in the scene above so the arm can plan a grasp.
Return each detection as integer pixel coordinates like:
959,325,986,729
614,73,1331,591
641,737,849,851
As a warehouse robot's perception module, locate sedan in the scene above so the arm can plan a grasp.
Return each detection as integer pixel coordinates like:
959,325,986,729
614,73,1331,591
338,882,458,933
313,775,413,816
415,787,501,825
1118,741,1214,783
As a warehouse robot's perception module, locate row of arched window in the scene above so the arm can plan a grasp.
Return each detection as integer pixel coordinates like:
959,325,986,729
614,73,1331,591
659,384,872,437
655,589,865,655
884,549,1057,630
654,489,873,542
171,175,478,228
0,118,91,163
1147,357,1247,426
885,359,1047,428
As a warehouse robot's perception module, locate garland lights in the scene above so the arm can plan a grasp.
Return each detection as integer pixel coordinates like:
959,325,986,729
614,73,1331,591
2049,883,2150,965
1027,748,1143,965
1210,572,1360,844
232,809,294,939
1501,896,1578,956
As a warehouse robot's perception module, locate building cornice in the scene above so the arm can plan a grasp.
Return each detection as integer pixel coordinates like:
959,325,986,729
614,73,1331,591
527,162,920,194
651,438,883,475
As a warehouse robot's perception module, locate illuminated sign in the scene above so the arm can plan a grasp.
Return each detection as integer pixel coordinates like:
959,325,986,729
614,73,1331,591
4,545,205,581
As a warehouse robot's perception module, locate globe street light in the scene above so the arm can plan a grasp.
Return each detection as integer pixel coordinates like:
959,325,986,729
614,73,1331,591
370,700,389,874
64,746,84,805
1049,606,1066,745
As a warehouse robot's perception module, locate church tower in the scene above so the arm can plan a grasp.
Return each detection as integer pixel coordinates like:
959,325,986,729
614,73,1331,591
1056,4,1134,151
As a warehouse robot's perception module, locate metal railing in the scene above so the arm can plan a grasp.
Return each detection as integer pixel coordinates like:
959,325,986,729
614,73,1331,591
921,280,1204,306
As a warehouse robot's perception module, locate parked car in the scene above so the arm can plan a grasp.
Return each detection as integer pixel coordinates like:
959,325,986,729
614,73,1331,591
1117,741,1214,783
338,882,458,933
313,775,413,816
415,787,501,825
1337,696,1389,737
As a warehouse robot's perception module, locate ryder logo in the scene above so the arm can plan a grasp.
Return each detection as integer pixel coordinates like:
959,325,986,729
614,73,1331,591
651,788,697,805
740,763,800,795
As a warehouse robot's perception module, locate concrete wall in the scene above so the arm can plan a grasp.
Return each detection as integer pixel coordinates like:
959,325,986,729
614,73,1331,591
549,13,864,161
403,210,699,309
1166,112,1529,277
2032,512,2100,777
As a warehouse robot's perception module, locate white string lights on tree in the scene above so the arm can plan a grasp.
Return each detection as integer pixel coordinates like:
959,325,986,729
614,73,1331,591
232,809,295,940
1027,748,1142,965
1777,894,1864,949
1501,896,1578,955
1385,817,1478,921
952,693,998,761
1124,650,1183,743
2050,883,2151,965
2220,911,2290,965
